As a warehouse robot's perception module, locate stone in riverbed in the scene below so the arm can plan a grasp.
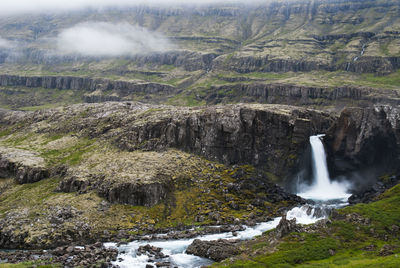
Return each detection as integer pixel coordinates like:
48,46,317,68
186,238,241,261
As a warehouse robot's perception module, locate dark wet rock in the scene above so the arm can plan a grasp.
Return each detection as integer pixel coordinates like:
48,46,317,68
186,238,242,261
137,244,168,261
326,107,397,172
0,243,118,267
325,107,399,189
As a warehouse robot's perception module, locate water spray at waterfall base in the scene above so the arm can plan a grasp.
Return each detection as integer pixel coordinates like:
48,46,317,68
286,135,352,224
297,135,351,201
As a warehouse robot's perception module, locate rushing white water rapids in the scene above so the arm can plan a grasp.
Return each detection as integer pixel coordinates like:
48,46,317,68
105,218,283,268
105,135,352,267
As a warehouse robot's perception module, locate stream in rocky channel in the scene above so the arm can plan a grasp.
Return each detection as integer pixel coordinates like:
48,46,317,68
105,135,352,268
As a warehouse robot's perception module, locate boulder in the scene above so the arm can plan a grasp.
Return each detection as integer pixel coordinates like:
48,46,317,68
186,239,241,261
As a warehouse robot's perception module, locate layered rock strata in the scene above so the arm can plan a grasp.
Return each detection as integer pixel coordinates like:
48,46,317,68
0,75,175,95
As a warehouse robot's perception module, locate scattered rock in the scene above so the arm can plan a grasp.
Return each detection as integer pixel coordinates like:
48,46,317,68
379,244,395,256
0,243,118,267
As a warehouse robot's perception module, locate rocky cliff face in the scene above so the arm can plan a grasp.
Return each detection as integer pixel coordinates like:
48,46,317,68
0,146,49,184
0,75,175,96
325,107,399,189
212,52,400,75
206,83,400,106
131,51,218,72
112,105,335,179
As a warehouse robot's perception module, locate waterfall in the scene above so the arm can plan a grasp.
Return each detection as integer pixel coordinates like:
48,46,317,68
297,135,351,201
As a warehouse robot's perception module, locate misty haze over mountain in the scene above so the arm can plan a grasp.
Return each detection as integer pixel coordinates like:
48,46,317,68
1,0,275,16
56,22,175,57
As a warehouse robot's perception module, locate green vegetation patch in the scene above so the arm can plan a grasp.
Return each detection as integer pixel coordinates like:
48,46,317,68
0,87,84,111
40,137,97,166
214,184,400,267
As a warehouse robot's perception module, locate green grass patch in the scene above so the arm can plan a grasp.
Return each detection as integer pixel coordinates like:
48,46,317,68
250,234,338,267
0,128,12,138
40,138,97,166
361,70,400,88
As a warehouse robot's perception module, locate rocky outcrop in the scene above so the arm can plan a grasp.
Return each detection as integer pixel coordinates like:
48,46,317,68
109,104,334,178
186,239,242,261
83,94,121,103
0,75,175,95
274,215,301,238
0,146,49,184
213,54,400,75
58,174,172,207
206,83,399,106
132,50,219,71
213,55,331,73
325,107,398,188
347,56,400,75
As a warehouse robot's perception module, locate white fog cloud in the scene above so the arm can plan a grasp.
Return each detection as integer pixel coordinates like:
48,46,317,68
0,38,11,48
57,22,175,57
0,0,272,16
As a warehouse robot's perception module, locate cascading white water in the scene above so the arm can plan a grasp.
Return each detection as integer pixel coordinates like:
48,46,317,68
297,135,351,201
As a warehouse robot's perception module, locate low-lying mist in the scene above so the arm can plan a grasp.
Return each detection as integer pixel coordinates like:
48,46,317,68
56,22,175,57
0,38,11,49
1,0,279,16
0,22,177,63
